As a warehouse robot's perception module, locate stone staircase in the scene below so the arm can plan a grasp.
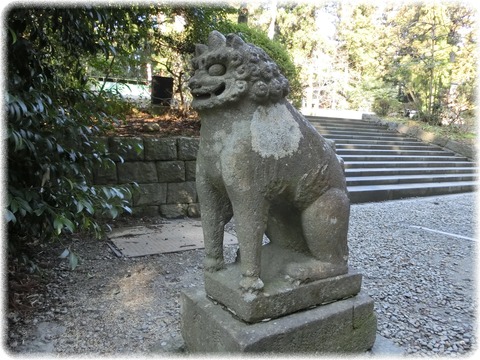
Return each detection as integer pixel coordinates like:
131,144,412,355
307,116,477,203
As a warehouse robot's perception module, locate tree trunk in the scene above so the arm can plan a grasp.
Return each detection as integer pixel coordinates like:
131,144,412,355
238,3,248,24
268,0,277,39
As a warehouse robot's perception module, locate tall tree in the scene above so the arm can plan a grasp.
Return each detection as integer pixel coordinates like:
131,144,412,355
272,2,353,110
384,3,477,123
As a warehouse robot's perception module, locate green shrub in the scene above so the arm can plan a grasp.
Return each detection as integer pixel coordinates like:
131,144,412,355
369,82,402,117
372,97,398,116
6,7,139,246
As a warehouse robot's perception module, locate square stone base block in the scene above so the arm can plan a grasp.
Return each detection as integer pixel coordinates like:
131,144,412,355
205,268,362,323
181,287,377,353
205,243,362,323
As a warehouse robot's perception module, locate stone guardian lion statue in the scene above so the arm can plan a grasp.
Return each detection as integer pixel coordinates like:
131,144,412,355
189,31,350,293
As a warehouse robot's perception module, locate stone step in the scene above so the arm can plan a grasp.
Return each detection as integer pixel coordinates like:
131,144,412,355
336,149,453,156
341,155,468,162
324,134,414,141
348,181,477,203
313,123,388,131
336,143,440,151
347,173,477,186
345,166,477,177
308,115,476,202
344,161,475,169
321,129,406,137
307,116,379,127
334,139,424,146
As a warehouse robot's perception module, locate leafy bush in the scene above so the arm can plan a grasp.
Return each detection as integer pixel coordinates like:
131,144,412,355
372,97,402,117
372,98,391,116
6,7,143,246
358,80,402,116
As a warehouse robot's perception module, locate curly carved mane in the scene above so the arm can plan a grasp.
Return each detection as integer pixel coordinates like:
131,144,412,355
190,31,290,107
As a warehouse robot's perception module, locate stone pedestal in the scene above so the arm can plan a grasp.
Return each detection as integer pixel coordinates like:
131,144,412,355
181,243,377,353
204,244,363,323
182,29,377,354
181,287,377,353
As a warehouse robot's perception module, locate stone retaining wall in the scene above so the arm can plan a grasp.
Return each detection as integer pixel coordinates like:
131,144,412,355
93,136,200,218
362,114,475,160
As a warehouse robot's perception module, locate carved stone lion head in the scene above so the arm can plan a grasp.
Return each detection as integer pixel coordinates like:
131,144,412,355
188,31,290,110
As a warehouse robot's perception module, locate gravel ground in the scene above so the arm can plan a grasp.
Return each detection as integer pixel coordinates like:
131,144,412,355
6,192,477,357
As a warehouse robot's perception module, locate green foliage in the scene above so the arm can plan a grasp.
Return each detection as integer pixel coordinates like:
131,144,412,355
139,6,302,110
329,2,477,125
5,4,243,248
250,3,352,110
6,6,138,245
381,4,477,124
217,22,303,108
338,4,386,76
171,6,238,53
148,5,236,111
372,95,402,117
59,248,80,271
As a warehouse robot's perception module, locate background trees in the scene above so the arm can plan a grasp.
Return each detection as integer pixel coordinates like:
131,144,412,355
244,1,476,127
382,4,477,125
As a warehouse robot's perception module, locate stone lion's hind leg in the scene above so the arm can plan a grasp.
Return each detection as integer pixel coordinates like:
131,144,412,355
286,188,349,282
265,205,309,253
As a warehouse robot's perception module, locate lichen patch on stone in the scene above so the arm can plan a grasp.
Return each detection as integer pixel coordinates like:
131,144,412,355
250,103,303,160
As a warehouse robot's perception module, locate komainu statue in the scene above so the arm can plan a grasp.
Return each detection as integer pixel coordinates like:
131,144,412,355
189,31,350,293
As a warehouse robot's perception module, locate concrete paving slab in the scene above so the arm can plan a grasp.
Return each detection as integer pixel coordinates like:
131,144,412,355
108,218,237,257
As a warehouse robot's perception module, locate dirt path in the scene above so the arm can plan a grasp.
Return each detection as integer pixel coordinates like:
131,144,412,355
7,217,238,355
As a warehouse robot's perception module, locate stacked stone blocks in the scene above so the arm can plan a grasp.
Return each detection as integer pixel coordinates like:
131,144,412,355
93,136,200,218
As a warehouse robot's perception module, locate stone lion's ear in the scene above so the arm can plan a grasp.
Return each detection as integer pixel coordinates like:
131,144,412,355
226,34,245,49
195,44,208,57
208,30,226,50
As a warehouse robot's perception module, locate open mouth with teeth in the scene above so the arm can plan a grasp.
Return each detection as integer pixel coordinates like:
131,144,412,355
192,82,226,100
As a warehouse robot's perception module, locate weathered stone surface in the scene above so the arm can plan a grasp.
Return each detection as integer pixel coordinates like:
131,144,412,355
185,161,197,181
156,161,186,183
117,162,158,183
160,204,188,218
190,30,350,293
132,205,160,218
445,140,474,159
93,163,117,185
180,30,377,354
142,122,160,132
181,288,377,353
109,137,144,161
376,120,473,159
91,136,202,214
187,203,201,218
167,182,197,204
132,183,167,206
177,137,199,160
144,138,177,160
205,243,362,323
417,129,438,143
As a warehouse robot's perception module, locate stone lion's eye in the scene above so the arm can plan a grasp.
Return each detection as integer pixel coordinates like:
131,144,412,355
208,64,226,76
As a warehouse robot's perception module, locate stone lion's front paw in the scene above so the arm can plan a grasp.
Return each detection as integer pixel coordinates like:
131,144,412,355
239,275,264,292
204,256,225,272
